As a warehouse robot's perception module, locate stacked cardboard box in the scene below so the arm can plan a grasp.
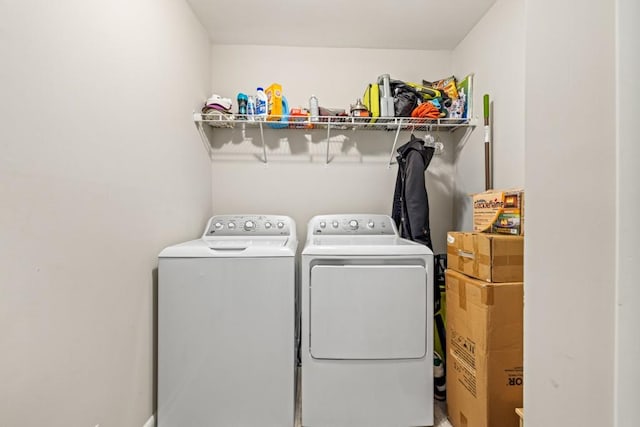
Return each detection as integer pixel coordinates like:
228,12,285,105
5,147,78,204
445,231,524,427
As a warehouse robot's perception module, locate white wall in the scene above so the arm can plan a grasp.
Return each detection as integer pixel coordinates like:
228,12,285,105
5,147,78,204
524,0,616,426
209,45,456,253
451,0,525,231
615,0,640,424
0,1,211,426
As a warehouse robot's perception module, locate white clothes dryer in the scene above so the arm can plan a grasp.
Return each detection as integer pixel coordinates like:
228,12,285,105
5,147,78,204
158,215,297,427
301,214,433,427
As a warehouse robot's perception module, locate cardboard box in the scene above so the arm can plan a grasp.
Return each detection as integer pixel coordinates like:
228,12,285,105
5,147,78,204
473,189,525,236
447,232,524,283
445,269,523,427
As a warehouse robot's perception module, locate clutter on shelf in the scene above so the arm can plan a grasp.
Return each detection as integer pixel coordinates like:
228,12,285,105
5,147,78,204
195,76,477,164
201,94,234,124
199,73,474,129
361,73,474,121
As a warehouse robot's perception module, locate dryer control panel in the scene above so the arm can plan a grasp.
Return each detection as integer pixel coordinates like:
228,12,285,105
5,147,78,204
203,215,293,237
311,214,397,236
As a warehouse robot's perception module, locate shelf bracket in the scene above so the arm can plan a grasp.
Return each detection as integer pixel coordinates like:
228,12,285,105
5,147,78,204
325,118,332,165
194,116,213,160
387,118,404,168
258,121,267,164
457,125,475,154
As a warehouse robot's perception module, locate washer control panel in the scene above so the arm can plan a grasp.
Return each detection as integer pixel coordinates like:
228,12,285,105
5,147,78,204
203,215,292,237
312,214,397,235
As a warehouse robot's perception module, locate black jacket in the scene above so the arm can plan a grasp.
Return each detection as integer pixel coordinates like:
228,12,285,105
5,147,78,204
392,136,435,250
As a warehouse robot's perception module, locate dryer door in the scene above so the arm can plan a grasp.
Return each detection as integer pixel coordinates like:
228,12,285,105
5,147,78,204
309,264,426,359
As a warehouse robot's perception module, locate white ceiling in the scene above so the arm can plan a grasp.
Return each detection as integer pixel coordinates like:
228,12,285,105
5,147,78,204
186,0,497,50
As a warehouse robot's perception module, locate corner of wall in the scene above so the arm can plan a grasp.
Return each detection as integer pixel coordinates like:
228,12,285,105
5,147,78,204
449,0,526,232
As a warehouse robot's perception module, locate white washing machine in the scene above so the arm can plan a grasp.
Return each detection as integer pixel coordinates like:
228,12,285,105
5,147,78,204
301,214,433,427
158,215,297,427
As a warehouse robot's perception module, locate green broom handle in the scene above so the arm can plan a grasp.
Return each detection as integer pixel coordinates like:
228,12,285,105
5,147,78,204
483,94,492,190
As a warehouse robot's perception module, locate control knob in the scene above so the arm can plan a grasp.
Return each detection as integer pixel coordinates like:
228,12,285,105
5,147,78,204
367,220,375,229
319,221,326,229
214,222,224,230
349,220,359,230
228,222,236,229
264,222,272,229
332,220,339,228
277,221,285,229
244,220,256,231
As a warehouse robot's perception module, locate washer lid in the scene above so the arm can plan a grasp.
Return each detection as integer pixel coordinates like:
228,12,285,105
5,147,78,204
159,236,295,258
207,236,289,250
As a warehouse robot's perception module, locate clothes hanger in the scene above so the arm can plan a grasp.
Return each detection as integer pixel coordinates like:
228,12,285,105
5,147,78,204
422,126,444,155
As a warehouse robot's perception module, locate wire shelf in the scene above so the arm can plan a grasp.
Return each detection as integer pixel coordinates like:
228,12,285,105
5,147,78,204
195,113,475,133
193,112,476,165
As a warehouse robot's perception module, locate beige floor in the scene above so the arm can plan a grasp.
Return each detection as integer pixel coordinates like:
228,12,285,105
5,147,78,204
434,401,454,427
294,370,453,427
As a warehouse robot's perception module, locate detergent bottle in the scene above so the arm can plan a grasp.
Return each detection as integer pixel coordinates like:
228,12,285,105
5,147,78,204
267,96,289,129
256,87,268,118
237,93,248,118
309,95,319,122
247,96,256,121
266,83,283,121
